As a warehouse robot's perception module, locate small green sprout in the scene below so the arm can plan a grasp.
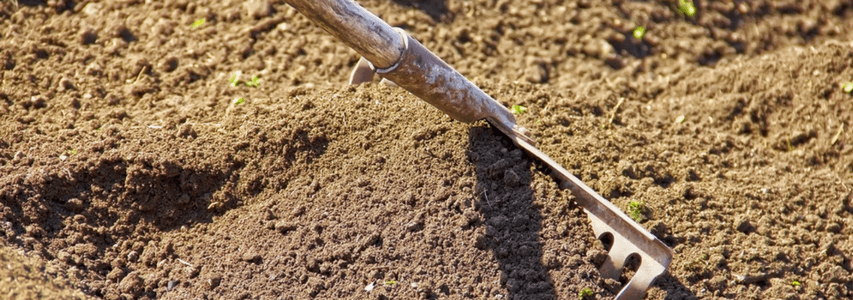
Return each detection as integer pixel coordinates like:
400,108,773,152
842,82,853,94
228,71,242,87
191,18,206,29
678,0,696,17
228,72,261,87
247,75,260,87
67,149,77,155
791,280,801,286
233,98,245,106
511,105,528,115
632,26,646,40
675,115,685,123
578,287,594,299
384,280,397,285
627,200,647,222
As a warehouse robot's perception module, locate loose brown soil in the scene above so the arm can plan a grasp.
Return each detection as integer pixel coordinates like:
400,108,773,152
0,241,93,299
1,0,852,299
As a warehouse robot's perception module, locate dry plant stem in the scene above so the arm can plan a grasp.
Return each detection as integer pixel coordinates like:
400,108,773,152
134,66,147,84
607,97,625,126
831,123,844,145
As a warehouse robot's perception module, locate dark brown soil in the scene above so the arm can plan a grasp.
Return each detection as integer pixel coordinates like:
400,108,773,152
1,0,852,299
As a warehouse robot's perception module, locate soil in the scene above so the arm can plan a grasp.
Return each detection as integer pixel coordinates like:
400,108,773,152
1,0,852,300
0,241,93,299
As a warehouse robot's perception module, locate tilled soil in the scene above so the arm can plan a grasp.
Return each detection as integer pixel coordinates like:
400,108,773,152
1,0,852,299
1,242,93,299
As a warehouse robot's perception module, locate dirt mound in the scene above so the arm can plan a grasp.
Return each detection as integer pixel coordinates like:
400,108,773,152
0,242,92,299
1,0,852,299
1,83,609,299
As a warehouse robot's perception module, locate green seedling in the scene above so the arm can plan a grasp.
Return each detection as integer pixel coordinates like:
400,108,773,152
675,115,686,123
791,280,801,286
247,75,261,87
233,98,245,106
191,18,206,29
578,287,594,299
511,105,527,114
384,280,397,285
228,71,242,87
842,82,853,93
627,200,647,222
632,26,646,40
678,0,696,17
229,72,262,88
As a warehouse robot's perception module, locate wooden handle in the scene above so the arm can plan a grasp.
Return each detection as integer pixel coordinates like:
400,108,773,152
284,0,405,69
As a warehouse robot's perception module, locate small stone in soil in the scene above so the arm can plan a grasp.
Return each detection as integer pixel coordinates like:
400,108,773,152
207,275,222,289
64,198,85,213
159,56,179,72
405,221,423,232
187,266,200,278
274,221,296,233
244,0,272,19
127,250,138,262
242,251,261,263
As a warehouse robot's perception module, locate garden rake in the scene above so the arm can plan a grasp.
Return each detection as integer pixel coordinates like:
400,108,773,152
283,0,674,299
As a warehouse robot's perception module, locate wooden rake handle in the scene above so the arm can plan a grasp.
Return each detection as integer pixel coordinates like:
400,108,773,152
284,0,405,69
284,0,534,145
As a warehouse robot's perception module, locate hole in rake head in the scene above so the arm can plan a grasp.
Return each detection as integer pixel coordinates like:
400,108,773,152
598,232,614,251
620,253,642,284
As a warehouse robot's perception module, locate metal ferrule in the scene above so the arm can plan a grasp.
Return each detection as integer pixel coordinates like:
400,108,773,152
372,29,533,145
